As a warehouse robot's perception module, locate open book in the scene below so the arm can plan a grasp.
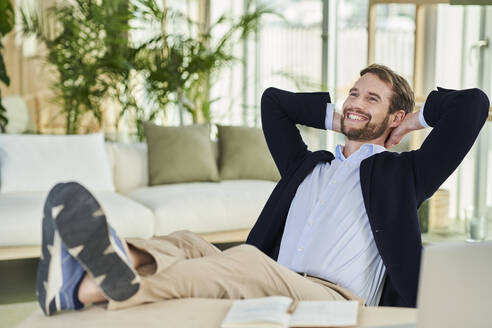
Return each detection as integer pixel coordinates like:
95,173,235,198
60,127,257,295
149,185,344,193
221,296,359,328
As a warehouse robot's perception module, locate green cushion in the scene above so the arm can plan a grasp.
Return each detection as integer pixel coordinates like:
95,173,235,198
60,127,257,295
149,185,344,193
144,122,219,185
218,125,280,181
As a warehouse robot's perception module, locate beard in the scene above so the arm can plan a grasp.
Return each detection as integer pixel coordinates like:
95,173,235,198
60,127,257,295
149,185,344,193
341,109,390,141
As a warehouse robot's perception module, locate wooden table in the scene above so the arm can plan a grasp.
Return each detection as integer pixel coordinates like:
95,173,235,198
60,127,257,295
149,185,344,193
16,298,417,328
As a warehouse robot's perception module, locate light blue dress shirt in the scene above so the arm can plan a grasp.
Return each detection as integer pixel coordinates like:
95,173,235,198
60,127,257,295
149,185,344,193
278,103,428,305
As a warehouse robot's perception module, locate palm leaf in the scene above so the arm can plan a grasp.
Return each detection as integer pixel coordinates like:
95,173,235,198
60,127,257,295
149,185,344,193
0,0,15,36
0,50,10,86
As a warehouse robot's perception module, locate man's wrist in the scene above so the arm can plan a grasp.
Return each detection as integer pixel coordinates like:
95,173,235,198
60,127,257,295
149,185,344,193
325,103,343,133
410,111,425,131
332,111,342,133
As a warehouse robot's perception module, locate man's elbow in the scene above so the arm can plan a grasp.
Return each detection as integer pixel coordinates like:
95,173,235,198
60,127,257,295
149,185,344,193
261,87,278,105
261,87,279,117
468,88,489,122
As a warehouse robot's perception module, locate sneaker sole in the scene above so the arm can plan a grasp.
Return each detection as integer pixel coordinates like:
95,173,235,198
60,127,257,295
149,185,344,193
51,182,140,302
36,183,67,315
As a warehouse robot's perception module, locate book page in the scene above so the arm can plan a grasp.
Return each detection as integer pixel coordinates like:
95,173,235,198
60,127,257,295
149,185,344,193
289,300,359,327
221,296,293,328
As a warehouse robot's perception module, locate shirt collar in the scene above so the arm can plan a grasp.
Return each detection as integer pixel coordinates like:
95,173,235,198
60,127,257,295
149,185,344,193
335,143,386,161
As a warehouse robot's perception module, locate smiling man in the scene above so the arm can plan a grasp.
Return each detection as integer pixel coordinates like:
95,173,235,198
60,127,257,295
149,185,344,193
247,64,489,307
36,64,489,315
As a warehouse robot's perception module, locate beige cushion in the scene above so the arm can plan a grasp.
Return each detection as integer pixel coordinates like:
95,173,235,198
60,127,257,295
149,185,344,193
144,122,219,185
0,191,154,246
218,125,280,181
109,142,148,192
123,180,276,235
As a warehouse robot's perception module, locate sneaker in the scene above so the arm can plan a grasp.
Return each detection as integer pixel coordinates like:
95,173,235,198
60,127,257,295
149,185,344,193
36,184,86,316
42,182,140,311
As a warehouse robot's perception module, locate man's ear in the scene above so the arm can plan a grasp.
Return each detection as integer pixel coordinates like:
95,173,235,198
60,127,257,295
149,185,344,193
389,110,406,128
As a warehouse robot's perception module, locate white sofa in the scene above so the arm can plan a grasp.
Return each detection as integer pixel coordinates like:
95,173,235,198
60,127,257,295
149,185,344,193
0,137,276,259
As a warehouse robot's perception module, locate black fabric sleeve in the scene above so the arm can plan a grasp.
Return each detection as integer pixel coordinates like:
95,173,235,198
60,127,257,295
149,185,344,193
413,87,489,200
261,87,331,177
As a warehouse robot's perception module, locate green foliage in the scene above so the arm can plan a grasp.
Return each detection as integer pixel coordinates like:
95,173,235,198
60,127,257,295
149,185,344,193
0,0,15,132
21,0,137,134
21,0,274,138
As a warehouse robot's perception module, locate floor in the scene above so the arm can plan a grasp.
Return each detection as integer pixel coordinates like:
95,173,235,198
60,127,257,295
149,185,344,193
0,258,38,305
0,258,39,328
0,302,38,328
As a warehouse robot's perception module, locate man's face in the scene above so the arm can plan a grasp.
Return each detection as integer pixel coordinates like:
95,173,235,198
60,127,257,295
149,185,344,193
341,73,394,141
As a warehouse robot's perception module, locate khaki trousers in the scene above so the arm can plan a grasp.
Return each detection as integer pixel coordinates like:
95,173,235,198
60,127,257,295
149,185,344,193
108,231,363,310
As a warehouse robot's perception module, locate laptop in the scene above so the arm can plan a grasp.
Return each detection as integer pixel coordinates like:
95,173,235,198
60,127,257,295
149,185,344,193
377,241,492,328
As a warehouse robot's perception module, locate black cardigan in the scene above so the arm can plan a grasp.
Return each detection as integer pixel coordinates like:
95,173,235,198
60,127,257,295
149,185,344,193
246,86,489,307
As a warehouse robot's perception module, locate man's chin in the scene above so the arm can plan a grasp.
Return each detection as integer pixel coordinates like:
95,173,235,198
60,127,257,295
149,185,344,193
342,128,385,142
345,135,368,142
342,128,366,141
341,116,389,142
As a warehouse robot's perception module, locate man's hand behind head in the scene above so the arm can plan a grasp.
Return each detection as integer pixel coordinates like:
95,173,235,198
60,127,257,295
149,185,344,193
384,111,424,149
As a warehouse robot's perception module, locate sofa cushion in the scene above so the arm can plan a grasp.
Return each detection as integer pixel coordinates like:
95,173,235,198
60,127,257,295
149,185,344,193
123,180,276,235
144,122,219,185
217,125,280,181
0,133,114,193
0,191,154,246
108,142,148,192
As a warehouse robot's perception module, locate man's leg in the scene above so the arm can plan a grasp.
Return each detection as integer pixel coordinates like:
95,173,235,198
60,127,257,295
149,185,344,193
70,215,358,309
77,240,357,311
106,241,364,310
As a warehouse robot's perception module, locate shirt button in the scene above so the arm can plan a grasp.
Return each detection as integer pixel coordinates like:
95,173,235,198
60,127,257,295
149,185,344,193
298,247,303,252
308,220,313,226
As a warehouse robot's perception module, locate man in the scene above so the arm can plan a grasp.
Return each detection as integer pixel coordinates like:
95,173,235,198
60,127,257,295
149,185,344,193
37,64,489,315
